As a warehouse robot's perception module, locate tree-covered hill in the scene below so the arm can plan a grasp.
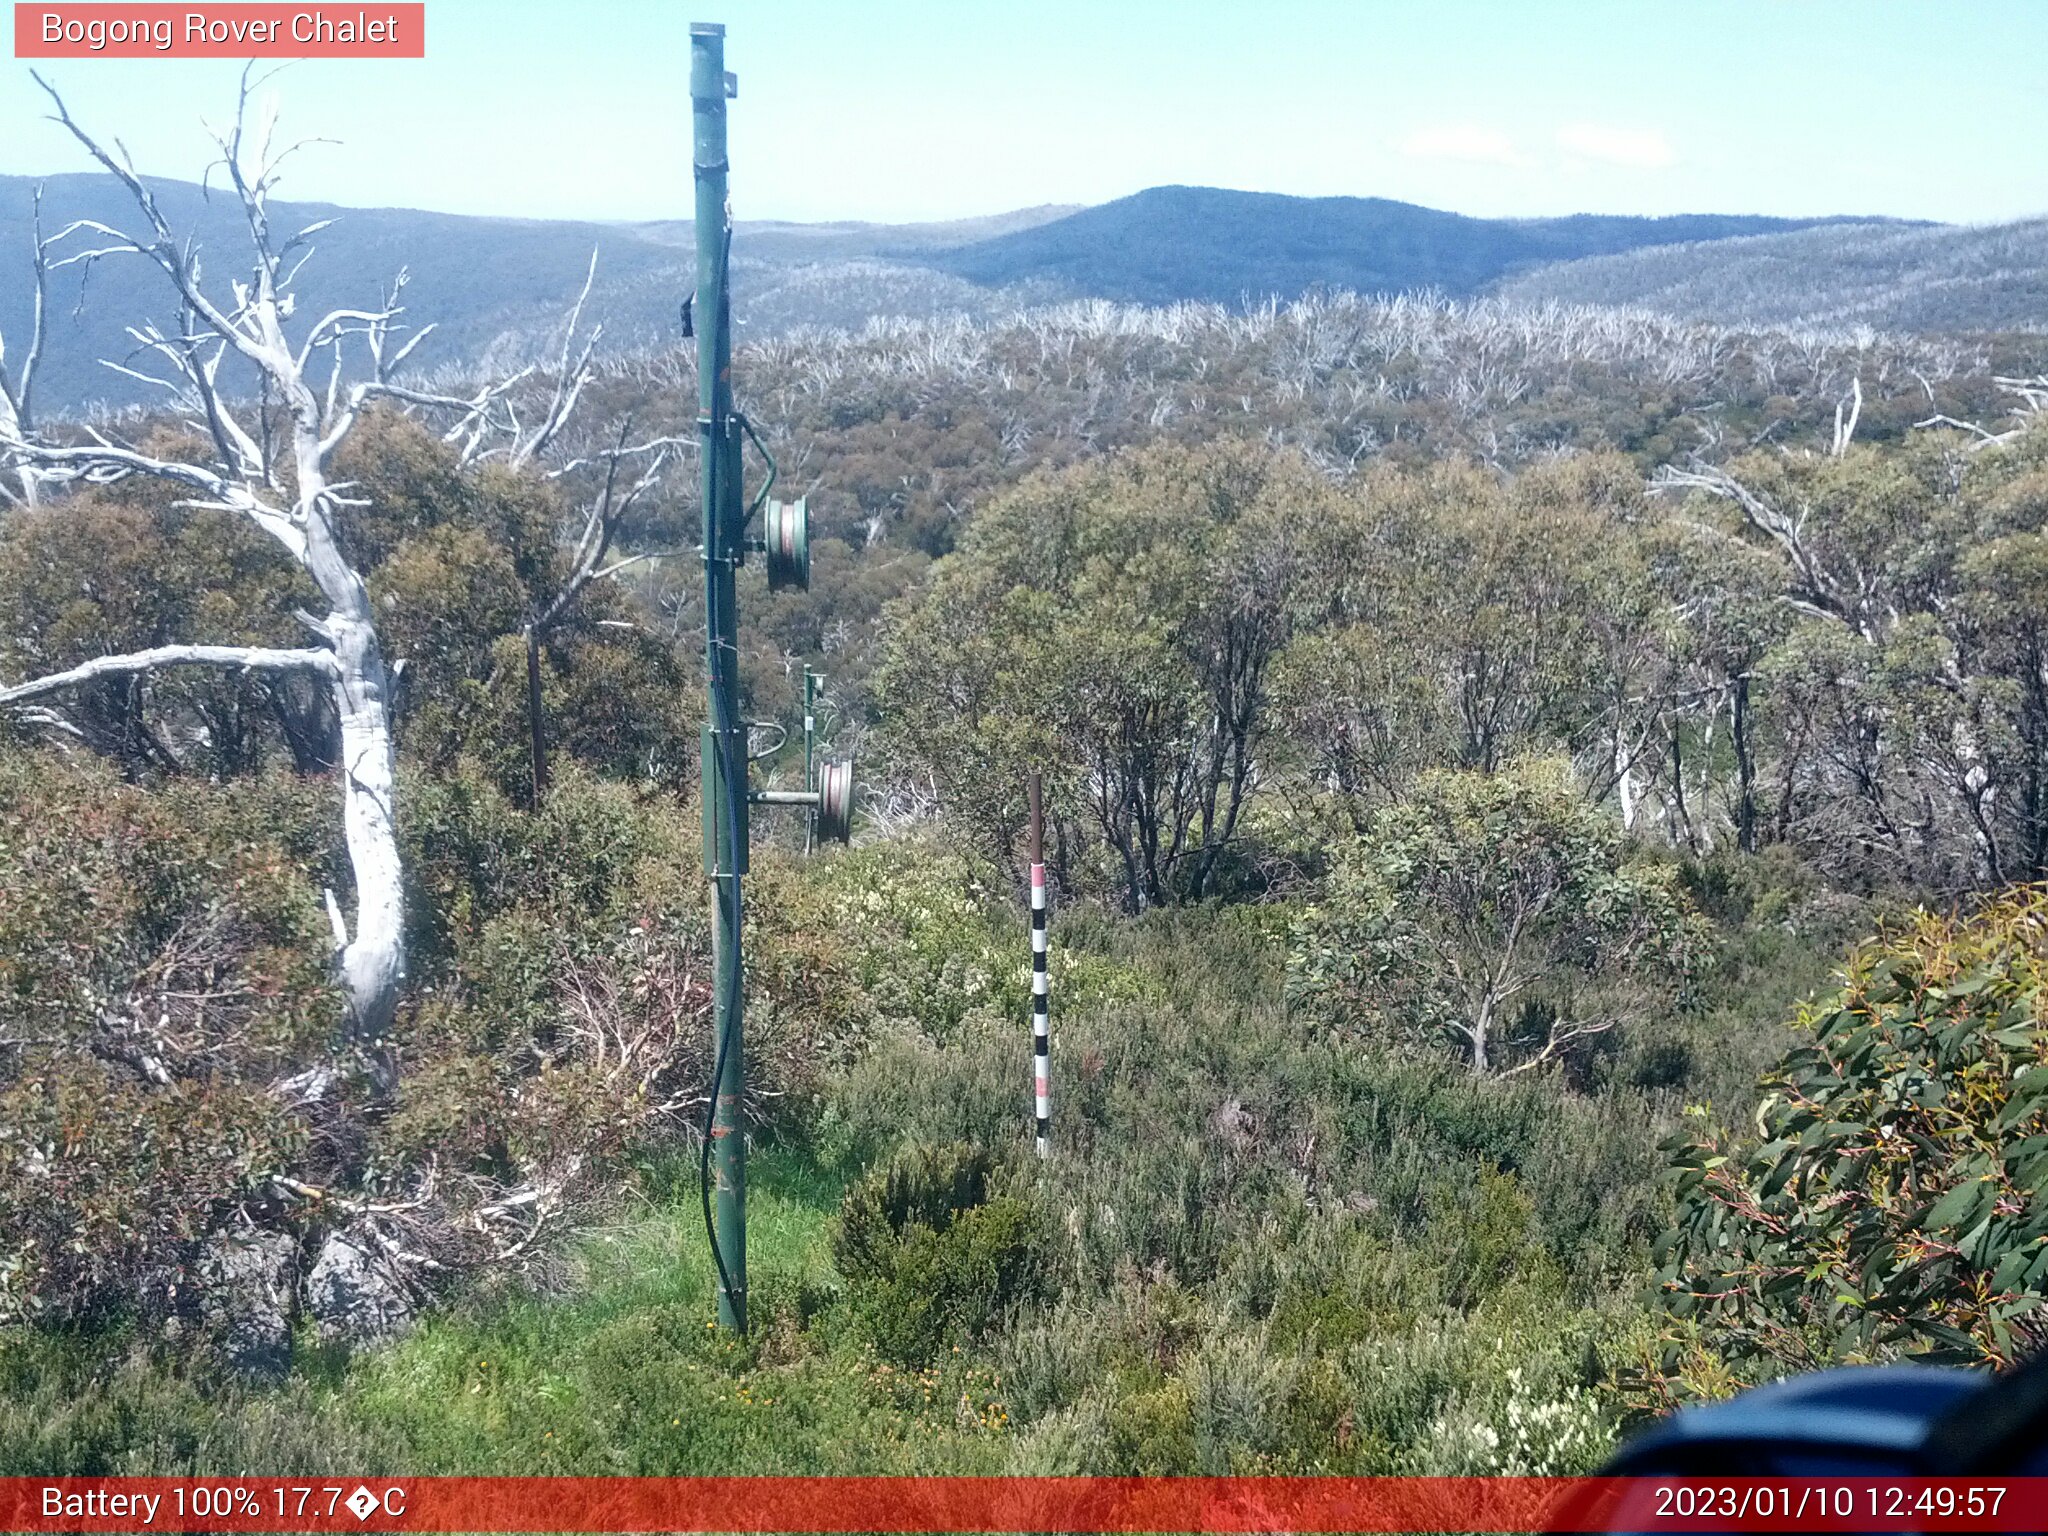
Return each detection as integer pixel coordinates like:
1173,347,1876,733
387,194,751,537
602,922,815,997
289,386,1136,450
638,203,1084,260
1496,217,2048,335
0,176,1065,416
0,173,693,417
916,185,1873,307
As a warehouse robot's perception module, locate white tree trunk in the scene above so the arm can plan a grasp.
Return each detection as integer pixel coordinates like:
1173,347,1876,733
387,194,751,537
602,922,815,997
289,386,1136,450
1613,734,1640,831
290,390,408,1048
330,614,405,1046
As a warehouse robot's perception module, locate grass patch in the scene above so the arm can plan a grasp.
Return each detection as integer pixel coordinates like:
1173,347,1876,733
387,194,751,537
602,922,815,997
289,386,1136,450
0,1148,1015,1476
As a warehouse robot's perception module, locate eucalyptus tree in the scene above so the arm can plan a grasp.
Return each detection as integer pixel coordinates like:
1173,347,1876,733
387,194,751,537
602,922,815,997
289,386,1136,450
0,76,607,1076
880,438,1330,909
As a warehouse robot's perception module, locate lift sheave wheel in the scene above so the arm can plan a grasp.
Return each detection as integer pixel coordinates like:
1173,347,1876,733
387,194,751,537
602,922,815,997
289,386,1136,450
815,758,855,845
763,497,810,592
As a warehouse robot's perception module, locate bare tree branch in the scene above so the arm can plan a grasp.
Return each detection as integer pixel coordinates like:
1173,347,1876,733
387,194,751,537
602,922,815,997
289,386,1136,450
508,246,603,470
532,424,677,636
1652,458,1863,635
1914,412,2012,448
514,421,680,804
0,644,339,707
0,182,52,506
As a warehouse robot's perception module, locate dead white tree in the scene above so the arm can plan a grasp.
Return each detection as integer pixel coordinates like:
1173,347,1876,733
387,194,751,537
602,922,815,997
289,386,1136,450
1651,445,2010,884
0,73,550,1080
1916,375,2048,451
0,183,51,508
1830,374,1863,457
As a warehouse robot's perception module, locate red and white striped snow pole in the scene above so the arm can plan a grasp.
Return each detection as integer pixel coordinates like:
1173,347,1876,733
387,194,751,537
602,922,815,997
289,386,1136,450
1029,771,1050,1159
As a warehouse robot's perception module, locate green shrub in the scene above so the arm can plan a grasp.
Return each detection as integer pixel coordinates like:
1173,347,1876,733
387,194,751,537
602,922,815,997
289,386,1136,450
0,750,341,1330
834,1143,1054,1364
0,750,740,1339
821,842,1017,1040
1420,1164,1555,1310
1289,761,1710,1077
400,762,685,971
1655,887,2048,1393
995,1259,1630,1475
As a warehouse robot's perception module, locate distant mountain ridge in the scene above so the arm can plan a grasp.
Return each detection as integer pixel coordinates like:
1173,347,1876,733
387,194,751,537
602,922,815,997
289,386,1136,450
1,172,2029,418
0,173,696,418
1496,217,2048,335
670,204,1083,259
0,176,1088,413
913,185,1887,306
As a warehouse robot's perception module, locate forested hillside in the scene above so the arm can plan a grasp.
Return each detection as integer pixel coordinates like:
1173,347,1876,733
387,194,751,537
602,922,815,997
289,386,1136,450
0,175,1063,414
1,172,1912,416
920,186,1863,307
8,112,2048,1477
1498,217,2048,335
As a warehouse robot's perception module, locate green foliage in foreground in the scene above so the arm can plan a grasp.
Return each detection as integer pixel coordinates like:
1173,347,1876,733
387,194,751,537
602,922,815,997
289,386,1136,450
833,1143,1055,1366
8,834,1761,1477
0,1152,1636,1479
0,746,859,1336
1655,888,2048,1395
0,739,1911,1478
0,755,341,1329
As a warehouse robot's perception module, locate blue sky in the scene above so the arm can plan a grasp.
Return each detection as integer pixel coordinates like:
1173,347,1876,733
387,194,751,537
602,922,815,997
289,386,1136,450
3,0,2043,226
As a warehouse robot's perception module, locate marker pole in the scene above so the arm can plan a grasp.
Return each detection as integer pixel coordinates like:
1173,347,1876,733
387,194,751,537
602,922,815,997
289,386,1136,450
1029,772,1049,1159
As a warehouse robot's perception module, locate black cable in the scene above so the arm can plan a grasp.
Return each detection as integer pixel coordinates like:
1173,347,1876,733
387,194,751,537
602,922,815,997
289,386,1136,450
698,672,746,1329
698,218,746,1332
698,635,743,1328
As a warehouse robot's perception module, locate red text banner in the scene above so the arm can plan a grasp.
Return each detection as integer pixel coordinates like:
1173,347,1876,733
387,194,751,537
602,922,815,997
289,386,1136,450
14,4,424,58
3,1477,2048,1533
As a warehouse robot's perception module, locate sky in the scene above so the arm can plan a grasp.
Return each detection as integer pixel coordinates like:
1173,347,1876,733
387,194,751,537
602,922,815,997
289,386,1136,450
2,0,2044,228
